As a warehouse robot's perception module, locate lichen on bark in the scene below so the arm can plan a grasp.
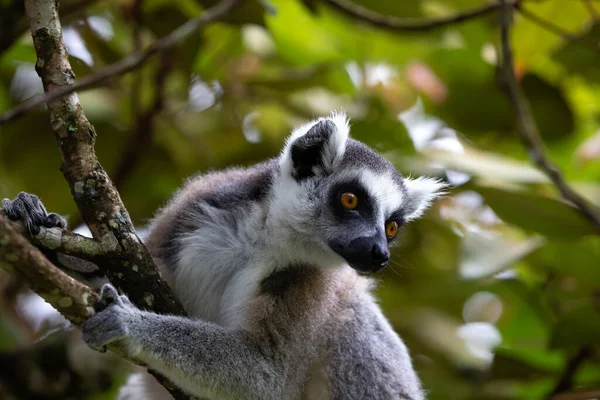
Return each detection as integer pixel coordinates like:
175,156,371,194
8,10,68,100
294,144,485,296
23,0,185,316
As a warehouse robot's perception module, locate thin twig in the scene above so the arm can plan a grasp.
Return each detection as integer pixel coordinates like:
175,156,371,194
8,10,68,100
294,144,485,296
22,0,186,315
498,0,600,232
518,6,600,54
130,0,144,115
19,0,206,396
0,0,244,125
551,388,600,400
324,0,521,32
547,347,591,399
580,0,599,20
113,53,173,189
0,0,97,56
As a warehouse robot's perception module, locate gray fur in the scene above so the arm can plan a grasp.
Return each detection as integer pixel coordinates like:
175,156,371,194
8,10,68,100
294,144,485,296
2,192,108,287
2,192,66,236
79,113,443,399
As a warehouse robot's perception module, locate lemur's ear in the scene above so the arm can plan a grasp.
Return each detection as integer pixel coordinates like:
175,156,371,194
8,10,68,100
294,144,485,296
403,177,446,221
280,113,349,180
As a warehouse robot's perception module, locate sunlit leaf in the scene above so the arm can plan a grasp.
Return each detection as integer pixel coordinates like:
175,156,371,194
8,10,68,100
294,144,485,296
476,186,598,238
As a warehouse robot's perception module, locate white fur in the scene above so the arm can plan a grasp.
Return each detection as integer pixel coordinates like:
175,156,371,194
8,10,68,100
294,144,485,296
120,113,440,399
358,169,404,220
279,111,350,178
403,177,446,221
173,204,267,328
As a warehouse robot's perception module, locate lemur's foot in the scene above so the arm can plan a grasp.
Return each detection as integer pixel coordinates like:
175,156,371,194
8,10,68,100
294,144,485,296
2,192,66,236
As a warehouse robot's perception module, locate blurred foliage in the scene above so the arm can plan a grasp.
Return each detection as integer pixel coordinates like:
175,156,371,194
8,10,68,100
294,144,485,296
1,0,600,399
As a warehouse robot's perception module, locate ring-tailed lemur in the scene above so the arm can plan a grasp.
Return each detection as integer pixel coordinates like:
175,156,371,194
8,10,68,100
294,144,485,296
3,113,443,400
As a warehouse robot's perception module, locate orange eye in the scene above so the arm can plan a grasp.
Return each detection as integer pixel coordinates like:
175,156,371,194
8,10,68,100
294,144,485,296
386,221,399,239
340,192,358,210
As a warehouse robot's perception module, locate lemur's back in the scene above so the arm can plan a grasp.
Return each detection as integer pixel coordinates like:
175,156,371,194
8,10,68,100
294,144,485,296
145,159,278,323
146,159,277,272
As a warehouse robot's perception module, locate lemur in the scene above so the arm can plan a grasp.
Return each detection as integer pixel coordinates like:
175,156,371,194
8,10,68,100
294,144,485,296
3,113,443,399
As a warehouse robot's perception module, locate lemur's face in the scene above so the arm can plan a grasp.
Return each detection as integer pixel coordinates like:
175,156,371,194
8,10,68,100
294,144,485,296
319,169,405,273
274,113,444,273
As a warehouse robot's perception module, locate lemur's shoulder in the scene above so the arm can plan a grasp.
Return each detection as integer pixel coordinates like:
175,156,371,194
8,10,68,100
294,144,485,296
145,159,277,265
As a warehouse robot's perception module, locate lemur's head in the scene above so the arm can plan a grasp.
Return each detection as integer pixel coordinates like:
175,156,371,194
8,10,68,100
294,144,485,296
271,112,444,273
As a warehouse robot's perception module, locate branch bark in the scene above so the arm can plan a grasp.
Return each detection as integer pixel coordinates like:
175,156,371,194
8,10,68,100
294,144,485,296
5,217,104,260
0,0,244,125
0,215,97,326
23,0,185,316
0,216,193,399
324,0,521,32
547,347,592,399
498,0,600,233
0,0,97,57
6,0,246,398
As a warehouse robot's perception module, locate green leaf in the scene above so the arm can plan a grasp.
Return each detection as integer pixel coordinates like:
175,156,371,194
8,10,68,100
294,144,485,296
476,186,598,238
266,0,345,65
513,0,588,69
553,23,600,84
522,74,574,141
528,236,600,289
460,229,543,279
349,96,414,153
550,303,600,349
423,147,548,184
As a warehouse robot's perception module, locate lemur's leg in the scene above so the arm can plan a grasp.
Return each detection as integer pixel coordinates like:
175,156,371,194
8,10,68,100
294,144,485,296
2,192,106,286
82,284,284,400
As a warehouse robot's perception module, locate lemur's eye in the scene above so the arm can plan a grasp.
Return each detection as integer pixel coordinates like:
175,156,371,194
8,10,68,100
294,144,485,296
340,192,358,210
385,221,399,239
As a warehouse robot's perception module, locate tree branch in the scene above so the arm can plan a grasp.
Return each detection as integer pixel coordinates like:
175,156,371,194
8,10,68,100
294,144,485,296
518,6,600,55
580,0,599,20
15,0,241,397
547,347,592,399
324,0,521,32
498,0,600,233
0,0,244,125
0,216,193,399
0,215,97,326
551,389,600,400
113,52,173,190
23,0,186,315
0,0,97,57
3,216,104,260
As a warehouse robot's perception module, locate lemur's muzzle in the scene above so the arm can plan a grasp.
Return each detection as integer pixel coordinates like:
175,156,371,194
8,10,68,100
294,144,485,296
330,234,390,273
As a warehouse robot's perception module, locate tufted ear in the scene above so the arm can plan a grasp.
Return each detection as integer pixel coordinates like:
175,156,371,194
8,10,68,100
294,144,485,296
280,112,349,181
403,177,446,221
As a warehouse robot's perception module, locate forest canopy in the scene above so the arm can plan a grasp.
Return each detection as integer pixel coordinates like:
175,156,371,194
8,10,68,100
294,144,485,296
1,0,600,399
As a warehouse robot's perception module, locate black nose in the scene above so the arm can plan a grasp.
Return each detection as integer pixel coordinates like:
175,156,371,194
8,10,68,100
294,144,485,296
329,235,390,273
371,244,389,271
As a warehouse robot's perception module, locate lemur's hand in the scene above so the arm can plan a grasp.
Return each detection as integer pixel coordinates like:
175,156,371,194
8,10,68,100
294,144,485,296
2,192,66,236
82,284,141,354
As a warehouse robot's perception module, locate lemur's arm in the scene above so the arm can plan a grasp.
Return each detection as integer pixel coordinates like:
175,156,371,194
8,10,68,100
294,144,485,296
2,193,282,398
83,285,282,400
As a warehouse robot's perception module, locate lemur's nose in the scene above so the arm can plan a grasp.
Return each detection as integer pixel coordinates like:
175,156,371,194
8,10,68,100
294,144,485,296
371,244,390,270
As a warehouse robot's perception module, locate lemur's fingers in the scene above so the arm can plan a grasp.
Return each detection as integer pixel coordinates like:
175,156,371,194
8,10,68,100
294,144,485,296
44,212,67,229
1,192,66,235
95,284,119,312
95,284,135,312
